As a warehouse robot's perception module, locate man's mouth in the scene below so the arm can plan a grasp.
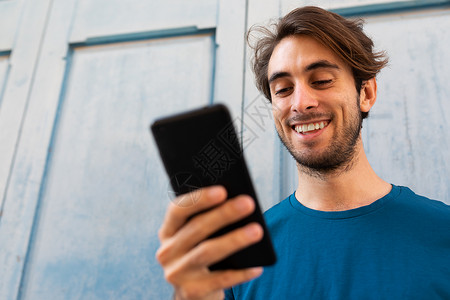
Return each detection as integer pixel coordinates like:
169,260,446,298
293,121,329,134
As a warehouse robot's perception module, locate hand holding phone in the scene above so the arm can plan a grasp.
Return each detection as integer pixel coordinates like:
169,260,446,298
156,186,264,300
152,104,276,299
151,104,276,270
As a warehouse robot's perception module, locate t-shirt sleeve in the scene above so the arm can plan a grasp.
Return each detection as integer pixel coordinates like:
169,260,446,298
224,288,235,300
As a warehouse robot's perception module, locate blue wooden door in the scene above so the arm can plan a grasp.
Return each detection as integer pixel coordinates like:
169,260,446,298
0,0,49,220
0,0,247,299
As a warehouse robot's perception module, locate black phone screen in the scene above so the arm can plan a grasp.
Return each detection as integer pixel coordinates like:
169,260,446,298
151,104,276,270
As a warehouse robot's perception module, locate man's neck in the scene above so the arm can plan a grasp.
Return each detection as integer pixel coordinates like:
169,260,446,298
294,141,391,212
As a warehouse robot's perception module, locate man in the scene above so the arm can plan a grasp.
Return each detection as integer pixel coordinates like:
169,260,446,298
156,6,450,300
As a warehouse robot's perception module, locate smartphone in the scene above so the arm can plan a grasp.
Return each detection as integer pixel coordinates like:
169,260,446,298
151,104,276,270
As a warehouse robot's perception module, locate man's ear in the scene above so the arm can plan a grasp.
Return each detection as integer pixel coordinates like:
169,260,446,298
360,77,377,113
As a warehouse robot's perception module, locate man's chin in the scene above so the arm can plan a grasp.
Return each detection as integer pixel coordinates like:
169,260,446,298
295,156,340,172
292,149,359,177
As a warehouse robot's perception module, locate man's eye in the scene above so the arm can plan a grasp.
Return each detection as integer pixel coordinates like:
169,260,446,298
312,79,333,86
275,87,293,95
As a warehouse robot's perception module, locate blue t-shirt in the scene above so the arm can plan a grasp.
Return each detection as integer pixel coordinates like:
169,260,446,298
225,185,450,299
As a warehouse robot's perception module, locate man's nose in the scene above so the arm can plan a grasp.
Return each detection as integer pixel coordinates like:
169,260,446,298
291,86,319,112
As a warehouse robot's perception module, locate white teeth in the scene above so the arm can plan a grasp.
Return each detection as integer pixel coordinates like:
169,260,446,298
294,121,328,133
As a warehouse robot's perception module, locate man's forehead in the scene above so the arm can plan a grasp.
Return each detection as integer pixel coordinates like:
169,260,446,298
268,35,348,78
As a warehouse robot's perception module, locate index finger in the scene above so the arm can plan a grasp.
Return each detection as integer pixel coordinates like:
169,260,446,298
158,185,227,241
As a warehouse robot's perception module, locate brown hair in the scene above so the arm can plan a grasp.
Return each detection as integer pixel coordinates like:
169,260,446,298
247,6,388,119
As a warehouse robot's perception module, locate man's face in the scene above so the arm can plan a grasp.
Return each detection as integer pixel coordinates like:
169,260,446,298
268,35,364,174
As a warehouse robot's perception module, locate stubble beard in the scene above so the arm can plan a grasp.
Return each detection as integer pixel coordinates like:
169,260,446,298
276,96,363,179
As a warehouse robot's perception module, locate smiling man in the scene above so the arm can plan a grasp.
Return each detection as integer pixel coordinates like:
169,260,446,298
265,33,391,211
156,6,450,300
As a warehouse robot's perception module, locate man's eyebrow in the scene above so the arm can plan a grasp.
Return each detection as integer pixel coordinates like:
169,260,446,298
268,60,340,84
305,60,340,71
268,71,290,84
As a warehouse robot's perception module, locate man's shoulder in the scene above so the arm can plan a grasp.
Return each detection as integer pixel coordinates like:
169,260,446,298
396,185,448,207
263,193,296,224
393,185,450,220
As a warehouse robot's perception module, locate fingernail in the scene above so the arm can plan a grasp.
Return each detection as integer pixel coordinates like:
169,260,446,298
233,196,252,211
244,223,262,239
248,267,263,277
207,186,226,201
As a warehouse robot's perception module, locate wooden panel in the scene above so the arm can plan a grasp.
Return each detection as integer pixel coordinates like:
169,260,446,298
0,0,218,298
0,1,77,297
0,0,25,51
0,0,53,201
0,3,54,297
362,9,450,203
0,55,9,106
245,0,286,211
70,0,218,43
280,0,413,13
214,0,247,120
18,34,214,300
214,0,285,210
